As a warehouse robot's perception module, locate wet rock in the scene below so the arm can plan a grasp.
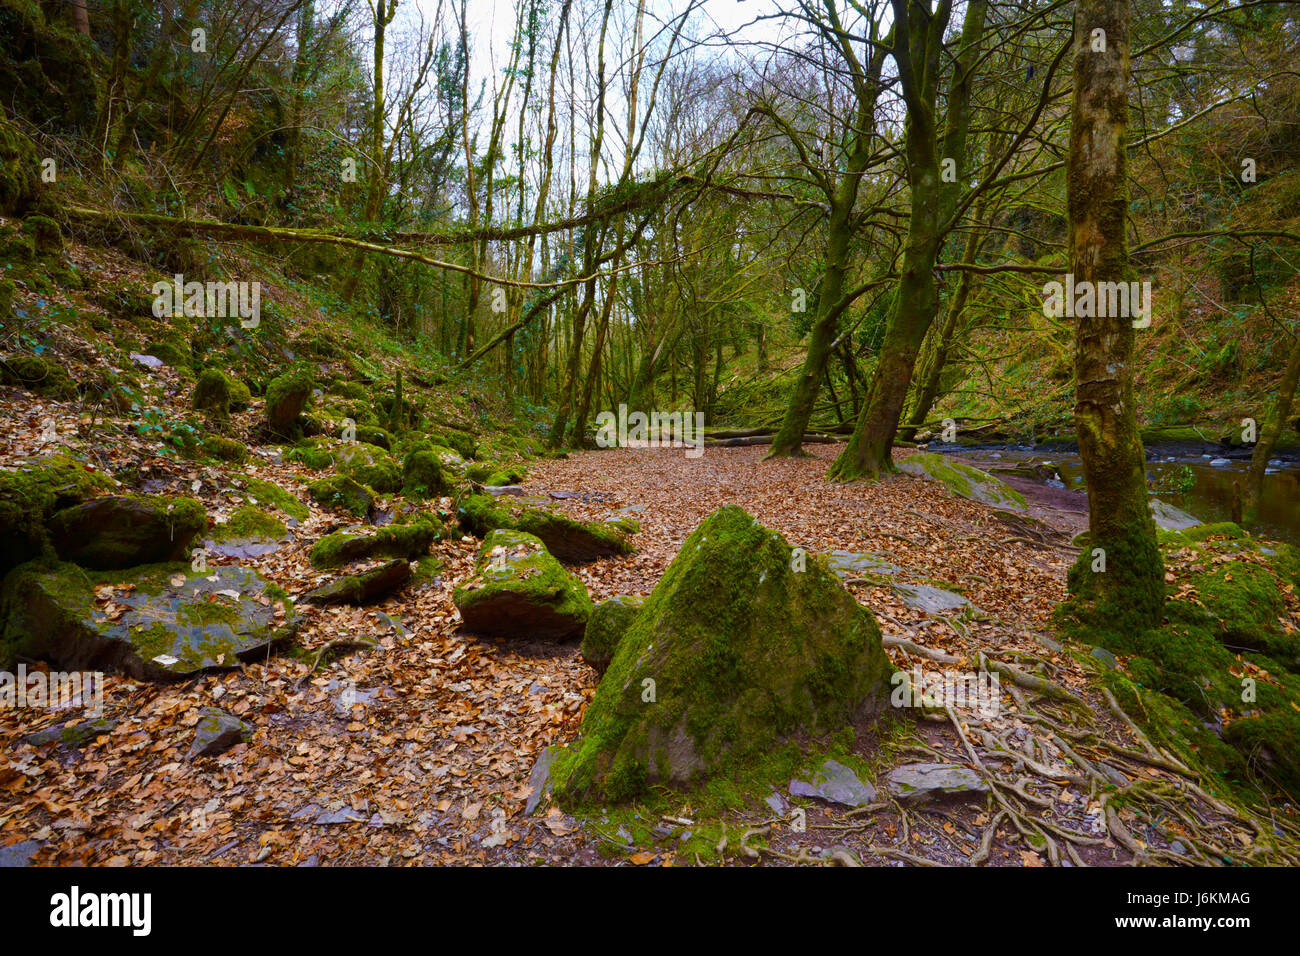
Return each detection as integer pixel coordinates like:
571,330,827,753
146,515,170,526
301,559,411,606
0,841,41,867
822,550,904,580
0,561,299,680
897,452,1027,511
453,529,592,640
789,759,878,807
893,582,972,614
1149,498,1201,531
48,494,206,570
189,707,252,758
886,762,989,805
525,747,556,815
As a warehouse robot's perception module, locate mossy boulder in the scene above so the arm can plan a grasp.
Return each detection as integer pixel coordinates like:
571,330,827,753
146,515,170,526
429,430,477,459
302,559,412,606
549,506,894,806
192,369,252,416
336,442,402,493
0,455,113,576
47,495,206,570
142,338,190,368
309,518,439,569
235,476,309,521
0,561,298,680
897,452,1027,511
402,449,455,498
456,493,514,537
581,595,645,674
206,505,287,548
263,367,314,439
452,529,592,641
515,509,635,564
21,215,61,256
0,354,77,398
306,474,374,518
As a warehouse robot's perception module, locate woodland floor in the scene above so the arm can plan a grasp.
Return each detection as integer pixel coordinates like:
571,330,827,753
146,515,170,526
1,401,1294,865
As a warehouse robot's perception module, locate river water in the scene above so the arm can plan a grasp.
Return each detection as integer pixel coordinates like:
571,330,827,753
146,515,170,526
933,443,1300,546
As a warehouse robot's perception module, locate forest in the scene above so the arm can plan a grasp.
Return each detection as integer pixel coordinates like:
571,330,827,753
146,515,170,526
0,0,1299,880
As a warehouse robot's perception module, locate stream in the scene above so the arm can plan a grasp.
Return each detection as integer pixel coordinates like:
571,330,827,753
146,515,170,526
930,442,1300,546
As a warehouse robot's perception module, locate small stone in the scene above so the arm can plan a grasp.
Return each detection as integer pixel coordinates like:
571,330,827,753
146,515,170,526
189,707,252,758
886,762,989,805
789,759,878,808
1090,646,1118,670
524,748,555,815
0,841,41,867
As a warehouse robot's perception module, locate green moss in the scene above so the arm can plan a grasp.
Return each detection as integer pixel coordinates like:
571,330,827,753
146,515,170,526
0,455,114,575
334,442,402,493
550,506,893,807
196,435,248,464
457,493,513,537
306,474,374,518
192,369,251,415
264,366,314,439
0,355,77,399
402,449,454,498
452,528,593,635
237,476,308,521
581,595,644,674
309,517,438,569
898,452,1026,509
209,505,287,544
21,215,61,256
285,438,337,471
143,338,190,368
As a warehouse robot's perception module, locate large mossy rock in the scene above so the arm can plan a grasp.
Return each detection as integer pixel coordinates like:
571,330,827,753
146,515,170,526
897,452,1026,511
264,368,314,439
306,474,374,518
581,595,645,674
336,442,402,493
1066,523,1300,800
550,506,894,806
47,495,206,570
192,369,252,416
453,529,592,640
302,559,411,606
0,561,299,680
0,354,78,398
0,455,114,577
0,114,38,216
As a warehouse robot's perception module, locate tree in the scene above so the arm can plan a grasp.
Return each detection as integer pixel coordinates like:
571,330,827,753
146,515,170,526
1062,0,1163,629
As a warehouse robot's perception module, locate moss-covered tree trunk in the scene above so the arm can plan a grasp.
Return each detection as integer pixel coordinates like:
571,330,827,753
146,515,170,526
827,0,985,481
1064,0,1164,628
1244,329,1300,521
767,11,888,459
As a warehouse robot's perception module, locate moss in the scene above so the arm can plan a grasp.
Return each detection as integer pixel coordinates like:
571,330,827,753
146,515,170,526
465,462,497,483
0,454,114,575
1062,529,1300,801
209,505,286,544
143,338,190,368
897,452,1026,510
550,505,893,807
0,354,77,398
196,435,248,464
355,425,393,449
515,508,635,561
429,429,477,459
402,449,454,498
309,517,438,569
452,528,593,637
192,369,251,415
319,442,403,493
264,366,314,439
0,113,38,216
454,493,511,537
581,595,645,674
306,474,374,518
238,476,308,521
21,215,61,256
285,437,336,470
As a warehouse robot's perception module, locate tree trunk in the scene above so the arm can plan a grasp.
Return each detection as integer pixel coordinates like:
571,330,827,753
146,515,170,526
1064,0,1164,630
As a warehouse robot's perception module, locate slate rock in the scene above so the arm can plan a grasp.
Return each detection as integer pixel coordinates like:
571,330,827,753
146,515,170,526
0,561,299,680
0,840,41,867
1149,498,1201,531
886,762,989,805
789,759,878,807
525,747,556,815
23,717,119,748
302,559,411,606
897,452,1027,511
189,707,252,758
893,582,972,614
48,494,206,570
